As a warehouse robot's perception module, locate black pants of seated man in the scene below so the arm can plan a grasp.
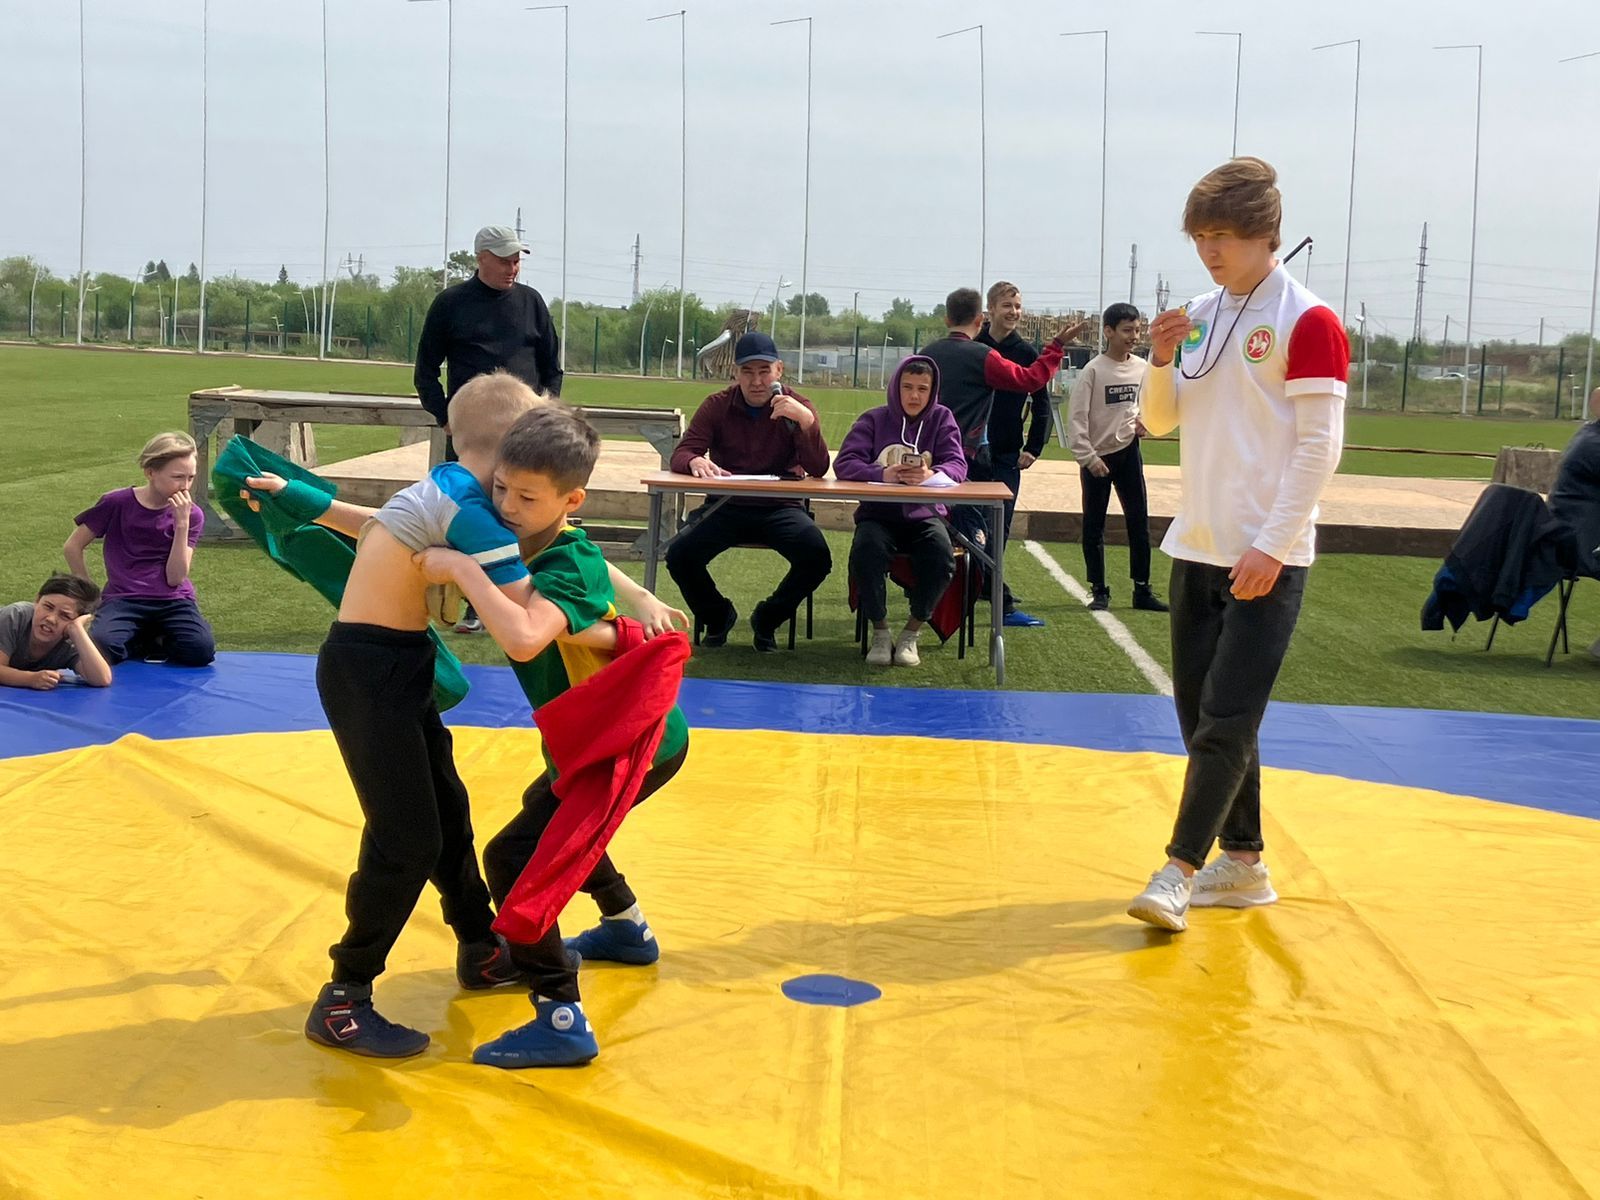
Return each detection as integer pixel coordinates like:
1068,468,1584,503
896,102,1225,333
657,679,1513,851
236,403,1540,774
483,743,689,1003
665,502,832,635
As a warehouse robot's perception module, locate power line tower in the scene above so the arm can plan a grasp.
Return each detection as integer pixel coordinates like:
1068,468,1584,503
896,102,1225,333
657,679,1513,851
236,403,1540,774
1155,274,1170,313
1412,222,1428,345
631,234,642,305
1128,243,1138,304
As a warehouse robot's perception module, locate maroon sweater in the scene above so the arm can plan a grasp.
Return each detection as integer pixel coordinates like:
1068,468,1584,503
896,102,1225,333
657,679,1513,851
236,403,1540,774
671,384,832,506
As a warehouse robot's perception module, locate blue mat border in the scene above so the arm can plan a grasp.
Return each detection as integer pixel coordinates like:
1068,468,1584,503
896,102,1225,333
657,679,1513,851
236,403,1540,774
1,652,1595,822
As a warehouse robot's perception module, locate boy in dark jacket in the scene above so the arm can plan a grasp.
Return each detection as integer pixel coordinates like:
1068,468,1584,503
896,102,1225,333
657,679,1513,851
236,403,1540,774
834,356,967,667
978,281,1058,626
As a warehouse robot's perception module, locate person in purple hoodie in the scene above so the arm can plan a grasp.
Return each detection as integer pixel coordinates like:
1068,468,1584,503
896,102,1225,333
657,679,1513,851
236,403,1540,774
834,356,967,668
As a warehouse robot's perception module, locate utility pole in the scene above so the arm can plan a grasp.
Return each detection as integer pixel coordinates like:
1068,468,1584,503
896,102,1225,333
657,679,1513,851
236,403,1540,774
1538,317,1544,348
1128,243,1137,305
1412,222,1428,346
515,206,524,242
631,234,641,304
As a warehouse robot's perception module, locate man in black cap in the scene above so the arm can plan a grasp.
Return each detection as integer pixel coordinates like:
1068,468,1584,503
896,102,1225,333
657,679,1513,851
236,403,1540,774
414,224,564,631
666,332,833,652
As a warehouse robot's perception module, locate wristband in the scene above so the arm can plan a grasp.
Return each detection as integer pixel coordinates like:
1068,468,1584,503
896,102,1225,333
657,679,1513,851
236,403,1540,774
273,478,335,524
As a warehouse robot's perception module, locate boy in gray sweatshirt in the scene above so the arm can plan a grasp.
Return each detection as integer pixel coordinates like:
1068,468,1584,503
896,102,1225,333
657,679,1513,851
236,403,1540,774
1068,303,1167,612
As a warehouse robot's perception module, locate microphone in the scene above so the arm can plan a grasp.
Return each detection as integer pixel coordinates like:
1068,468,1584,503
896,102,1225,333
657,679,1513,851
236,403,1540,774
771,380,797,431
1283,236,1313,263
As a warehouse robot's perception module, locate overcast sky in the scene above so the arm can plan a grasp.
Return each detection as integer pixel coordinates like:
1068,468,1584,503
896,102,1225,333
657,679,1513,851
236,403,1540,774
6,0,1600,344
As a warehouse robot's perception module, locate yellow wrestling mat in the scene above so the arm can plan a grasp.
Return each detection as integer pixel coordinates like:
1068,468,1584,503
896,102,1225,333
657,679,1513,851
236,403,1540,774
3,727,1597,1199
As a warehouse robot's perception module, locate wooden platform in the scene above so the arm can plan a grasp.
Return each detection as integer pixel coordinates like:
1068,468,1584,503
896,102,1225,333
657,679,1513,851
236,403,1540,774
318,441,1489,558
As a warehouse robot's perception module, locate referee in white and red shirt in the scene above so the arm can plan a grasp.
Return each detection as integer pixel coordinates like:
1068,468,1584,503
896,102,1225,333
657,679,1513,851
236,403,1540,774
1126,157,1350,933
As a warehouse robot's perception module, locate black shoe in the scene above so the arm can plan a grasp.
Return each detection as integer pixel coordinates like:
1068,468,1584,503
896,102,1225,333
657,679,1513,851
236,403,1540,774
750,602,780,654
1131,585,1169,613
1087,586,1111,612
456,933,523,990
699,601,738,648
304,982,430,1058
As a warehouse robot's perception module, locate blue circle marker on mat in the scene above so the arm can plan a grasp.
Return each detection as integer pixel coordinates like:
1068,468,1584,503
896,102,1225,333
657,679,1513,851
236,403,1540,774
781,974,882,1007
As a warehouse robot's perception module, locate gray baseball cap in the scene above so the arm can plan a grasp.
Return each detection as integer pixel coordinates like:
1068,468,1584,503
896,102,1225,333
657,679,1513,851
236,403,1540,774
474,225,528,256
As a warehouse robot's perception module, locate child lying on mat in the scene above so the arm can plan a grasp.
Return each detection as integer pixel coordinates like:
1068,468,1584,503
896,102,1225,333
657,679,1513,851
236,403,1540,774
0,574,113,690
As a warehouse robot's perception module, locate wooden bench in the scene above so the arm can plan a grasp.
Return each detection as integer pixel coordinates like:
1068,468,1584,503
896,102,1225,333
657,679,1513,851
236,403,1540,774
188,385,685,542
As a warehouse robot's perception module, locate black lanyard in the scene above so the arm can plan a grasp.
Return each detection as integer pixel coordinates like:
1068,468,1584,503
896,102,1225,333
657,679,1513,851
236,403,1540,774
1178,237,1311,382
1178,276,1267,381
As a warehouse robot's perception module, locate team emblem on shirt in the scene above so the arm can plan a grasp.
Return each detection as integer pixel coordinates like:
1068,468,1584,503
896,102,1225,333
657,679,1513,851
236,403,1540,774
1182,321,1208,352
1243,325,1275,363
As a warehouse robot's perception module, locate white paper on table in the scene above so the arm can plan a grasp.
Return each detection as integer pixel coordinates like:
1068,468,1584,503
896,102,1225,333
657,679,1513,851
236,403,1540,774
867,471,958,488
714,474,783,481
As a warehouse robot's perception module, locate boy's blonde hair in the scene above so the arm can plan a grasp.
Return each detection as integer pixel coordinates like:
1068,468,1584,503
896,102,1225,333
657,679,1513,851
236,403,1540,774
1182,156,1282,251
446,370,543,456
986,280,1020,308
139,431,198,472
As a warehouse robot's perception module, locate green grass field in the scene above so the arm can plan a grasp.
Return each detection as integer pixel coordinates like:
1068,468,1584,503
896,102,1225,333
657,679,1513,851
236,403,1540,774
2,342,1595,718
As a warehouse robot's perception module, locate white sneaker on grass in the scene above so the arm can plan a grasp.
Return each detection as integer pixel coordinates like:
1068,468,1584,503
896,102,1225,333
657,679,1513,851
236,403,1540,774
1127,863,1191,932
866,628,894,666
892,629,921,667
1189,855,1278,908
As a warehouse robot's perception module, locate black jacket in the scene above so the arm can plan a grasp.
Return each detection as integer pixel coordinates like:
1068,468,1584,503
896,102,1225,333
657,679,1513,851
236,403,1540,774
413,275,564,424
1422,483,1574,632
1548,420,1600,580
976,325,1053,458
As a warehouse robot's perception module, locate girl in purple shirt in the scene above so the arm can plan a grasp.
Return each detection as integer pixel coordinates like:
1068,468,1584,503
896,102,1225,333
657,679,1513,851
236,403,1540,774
65,431,216,667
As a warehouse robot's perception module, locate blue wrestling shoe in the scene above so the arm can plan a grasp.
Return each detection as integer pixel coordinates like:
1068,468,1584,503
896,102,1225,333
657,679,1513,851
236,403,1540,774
564,912,660,965
304,982,429,1058
473,998,599,1069
1003,608,1046,627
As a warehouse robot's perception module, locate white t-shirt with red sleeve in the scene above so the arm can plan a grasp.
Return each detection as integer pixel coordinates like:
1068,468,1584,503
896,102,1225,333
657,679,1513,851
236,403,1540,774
1152,264,1349,568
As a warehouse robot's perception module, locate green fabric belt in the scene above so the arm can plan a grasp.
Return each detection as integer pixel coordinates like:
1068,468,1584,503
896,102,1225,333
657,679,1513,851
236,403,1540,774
212,435,470,711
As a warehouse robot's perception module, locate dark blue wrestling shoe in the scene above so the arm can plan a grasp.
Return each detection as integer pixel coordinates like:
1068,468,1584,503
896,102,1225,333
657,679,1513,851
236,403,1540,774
304,982,429,1058
473,998,599,1069
564,914,660,965
456,934,523,990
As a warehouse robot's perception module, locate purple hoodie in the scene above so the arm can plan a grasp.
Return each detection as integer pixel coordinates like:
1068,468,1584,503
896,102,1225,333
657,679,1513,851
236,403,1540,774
833,355,968,523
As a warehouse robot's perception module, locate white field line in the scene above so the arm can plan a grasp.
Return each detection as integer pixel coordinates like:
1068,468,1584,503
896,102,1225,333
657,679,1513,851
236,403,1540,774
1022,539,1174,697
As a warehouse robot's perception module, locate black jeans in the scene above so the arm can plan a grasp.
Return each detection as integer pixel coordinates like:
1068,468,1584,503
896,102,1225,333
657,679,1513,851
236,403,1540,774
1165,560,1307,869
317,622,496,984
849,517,956,624
484,742,690,1003
957,449,1019,611
665,502,832,632
92,597,216,666
1080,440,1153,590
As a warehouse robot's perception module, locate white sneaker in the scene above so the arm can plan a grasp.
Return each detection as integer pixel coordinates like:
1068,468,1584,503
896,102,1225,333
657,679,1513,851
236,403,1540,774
866,627,894,666
1189,855,1278,908
892,629,921,667
1127,863,1191,931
